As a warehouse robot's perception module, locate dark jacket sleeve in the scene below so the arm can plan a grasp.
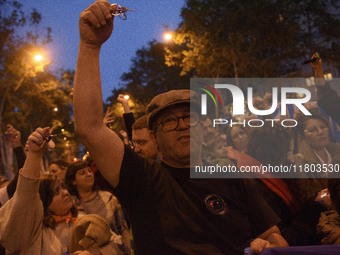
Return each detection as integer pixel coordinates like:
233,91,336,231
282,201,325,246
123,113,135,141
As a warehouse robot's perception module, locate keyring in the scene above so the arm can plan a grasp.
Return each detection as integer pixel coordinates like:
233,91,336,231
40,134,57,148
45,134,57,142
111,3,134,20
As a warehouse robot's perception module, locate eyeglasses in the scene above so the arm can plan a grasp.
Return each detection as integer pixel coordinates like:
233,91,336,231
304,125,328,135
111,3,134,20
131,139,148,149
154,112,200,132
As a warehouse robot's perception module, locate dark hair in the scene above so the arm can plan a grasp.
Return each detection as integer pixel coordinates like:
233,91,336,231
225,125,248,149
132,115,148,131
49,159,70,170
247,126,291,165
64,160,95,198
296,114,329,137
39,173,77,229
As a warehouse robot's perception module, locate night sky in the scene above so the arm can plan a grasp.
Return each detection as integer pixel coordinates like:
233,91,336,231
21,0,185,101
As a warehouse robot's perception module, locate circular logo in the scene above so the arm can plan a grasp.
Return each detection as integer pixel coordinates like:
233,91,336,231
204,194,228,216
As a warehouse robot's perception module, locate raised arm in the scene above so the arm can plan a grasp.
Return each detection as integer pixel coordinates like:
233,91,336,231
310,52,326,86
21,127,52,178
310,52,340,124
0,127,49,252
74,0,124,188
117,94,132,114
117,94,134,140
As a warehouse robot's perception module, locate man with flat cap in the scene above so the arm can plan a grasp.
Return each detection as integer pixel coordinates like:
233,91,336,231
74,1,288,254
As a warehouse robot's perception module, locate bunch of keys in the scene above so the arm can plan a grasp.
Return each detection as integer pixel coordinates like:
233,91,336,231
40,134,57,149
110,3,134,20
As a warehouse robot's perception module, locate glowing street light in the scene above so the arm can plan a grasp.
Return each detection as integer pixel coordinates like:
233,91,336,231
33,54,44,62
124,95,130,100
26,48,51,73
163,32,173,41
53,107,58,112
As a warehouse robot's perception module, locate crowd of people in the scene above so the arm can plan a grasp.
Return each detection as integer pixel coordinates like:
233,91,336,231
0,0,339,254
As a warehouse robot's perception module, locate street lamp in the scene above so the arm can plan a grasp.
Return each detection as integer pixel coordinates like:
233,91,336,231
31,50,50,73
1,47,50,134
24,48,46,63
12,48,50,92
163,32,173,42
33,54,44,62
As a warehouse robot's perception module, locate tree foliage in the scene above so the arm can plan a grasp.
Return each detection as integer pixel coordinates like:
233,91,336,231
105,0,340,134
0,1,75,174
165,0,340,78
0,0,26,51
107,40,191,117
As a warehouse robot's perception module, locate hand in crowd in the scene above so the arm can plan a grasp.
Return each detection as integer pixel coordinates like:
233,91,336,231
250,231,288,253
119,130,129,145
310,52,322,70
117,94,129,105
250,238,271,253
5,124,22,148
27,127,55,153
315,188,333,210
79,0,115,47
226,146,240,161
309,52,326,85
103,107,116,126
117,94,131,113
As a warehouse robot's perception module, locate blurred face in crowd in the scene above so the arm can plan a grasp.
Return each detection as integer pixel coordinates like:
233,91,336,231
213,140,227,159
132,128,158,159
303,118,329,150
48,180,73,216
48,163,66,182
72,167,95,191
230,126,248,152
202,117,215,139
154,105,202,167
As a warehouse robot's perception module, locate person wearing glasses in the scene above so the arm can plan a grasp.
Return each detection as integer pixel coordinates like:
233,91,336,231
116,94,159,160
73,1,288,254
292,114,340,204
131,115,158,160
